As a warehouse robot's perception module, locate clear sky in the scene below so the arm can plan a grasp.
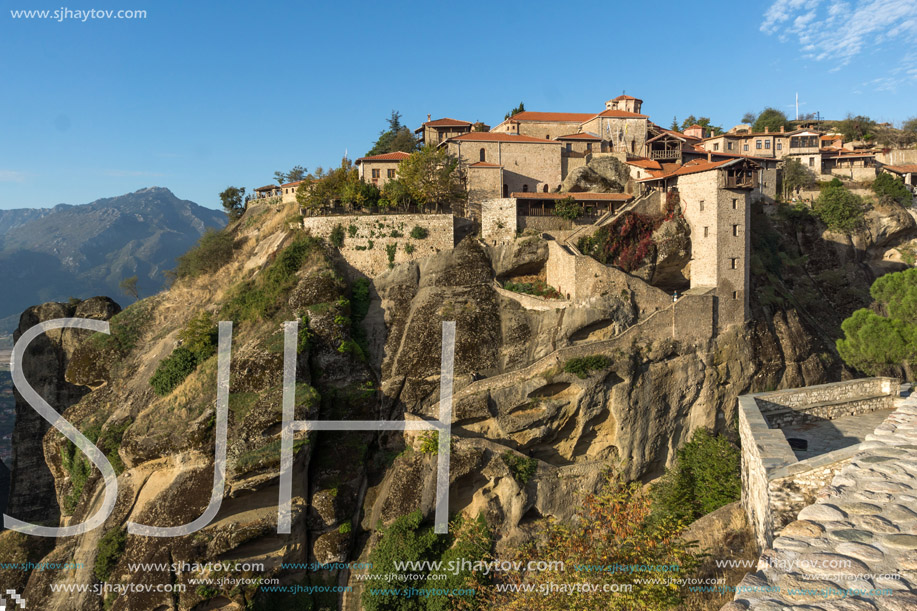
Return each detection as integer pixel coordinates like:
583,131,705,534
1,0,916,210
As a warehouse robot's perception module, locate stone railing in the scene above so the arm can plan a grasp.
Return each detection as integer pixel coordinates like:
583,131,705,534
738,378,899,550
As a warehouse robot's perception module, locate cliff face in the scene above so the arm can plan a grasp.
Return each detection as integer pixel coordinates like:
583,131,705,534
1,197,914,610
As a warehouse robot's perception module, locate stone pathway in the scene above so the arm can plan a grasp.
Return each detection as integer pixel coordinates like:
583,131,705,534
725,397,917,610
782,409,897,460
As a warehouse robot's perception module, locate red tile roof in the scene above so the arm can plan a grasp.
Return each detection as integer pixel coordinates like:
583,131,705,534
626,158,663,170
254,185,278,191
611,94,641,101
506,111,596,123
638,158,738,182
468,162,502,168
555,132,601,140
590,109,648,119
884,164,917,173
281,179,311,188
355,151,412,163
422,117,472,127
448,132,562,144
511,192,632,201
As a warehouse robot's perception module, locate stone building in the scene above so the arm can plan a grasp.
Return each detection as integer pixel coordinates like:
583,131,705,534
415,117,473,147
444,132,563,197
639,157,757,330
882,163,917,188
355,151,412,188
254,184,281,199
491,111,595,140
281,179,310,204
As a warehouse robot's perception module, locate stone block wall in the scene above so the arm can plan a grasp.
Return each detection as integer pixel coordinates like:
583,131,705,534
739,378,899,549
480,199,517,244
302,213,454,277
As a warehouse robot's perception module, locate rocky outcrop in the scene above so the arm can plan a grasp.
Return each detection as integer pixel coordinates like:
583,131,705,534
7,297,119,524
561,156,631,193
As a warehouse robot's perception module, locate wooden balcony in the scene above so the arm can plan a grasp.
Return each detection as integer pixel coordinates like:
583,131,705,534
650,149,680,160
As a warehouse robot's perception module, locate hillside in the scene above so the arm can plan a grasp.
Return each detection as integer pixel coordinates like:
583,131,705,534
0,187,226,333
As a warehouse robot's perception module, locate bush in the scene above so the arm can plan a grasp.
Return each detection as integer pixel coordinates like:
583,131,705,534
404,243,415,254
563,355,611,379
651,428,741,524
173,229,234,280
873,172,912,206
347,224,358,237
178,311,217,360
94,528,127,582
330,224,345,248
503,279,563,299
410,225,429,240
578,211,660,271
149,346,199,396
552,196,584,221
385,243,397,268
813,183,864,232
418,431,440,454
501,451,537,484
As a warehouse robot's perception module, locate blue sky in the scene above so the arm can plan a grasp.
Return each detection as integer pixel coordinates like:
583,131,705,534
1,0,916,210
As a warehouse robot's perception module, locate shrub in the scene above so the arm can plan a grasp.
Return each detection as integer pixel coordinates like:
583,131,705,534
338,521,352,534
94,528,127,581
501,451,537,484
651,428,741,524
149,346,198,396
330,224,345,248
178,311,217,360
385,243,397,268
410,225,429,240
347,224,358,237
578,212,659,271
390,229,403,238
418,431,440,454
563,355,611,379
813,183,864,232
873,172,913,206
173,229,234,280
503,279,563,299
552,196,584,221
404,243,415,254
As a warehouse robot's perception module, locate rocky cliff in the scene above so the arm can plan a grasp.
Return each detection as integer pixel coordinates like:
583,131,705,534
0,196,914,610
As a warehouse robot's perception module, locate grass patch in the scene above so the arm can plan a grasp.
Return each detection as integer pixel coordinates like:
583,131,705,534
94,527,127,582
501,451,537,484
503,279,563,299
172,228,235,280
563,355,611,379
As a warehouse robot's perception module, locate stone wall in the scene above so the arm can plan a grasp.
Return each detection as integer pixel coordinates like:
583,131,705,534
302,214,454,277
829,165,878,182
738,378,899,549
517,215,573,232
876,148,917,165
448,140,563,194
480,199,517,244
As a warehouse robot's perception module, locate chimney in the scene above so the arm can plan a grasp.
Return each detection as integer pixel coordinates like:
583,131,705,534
780,125,785,133
707,151,712,162
764,126,769,134
427,114,431,122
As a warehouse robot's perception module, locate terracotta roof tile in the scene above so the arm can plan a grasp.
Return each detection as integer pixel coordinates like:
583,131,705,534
638,158,738,182
884,164,917,173
448,132,562,144
355,151,412,163
511,192,632,201
422,117,472,127
626,158,663,170
611,94,641,101
506,111,596,123
255,185,278,191
555,132,601,140
591,109,648,119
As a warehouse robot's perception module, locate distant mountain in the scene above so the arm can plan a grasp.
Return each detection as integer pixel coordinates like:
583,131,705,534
0,187,226,333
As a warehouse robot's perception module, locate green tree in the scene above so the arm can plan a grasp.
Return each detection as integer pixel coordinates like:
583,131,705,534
119,275,139,301
380,179,414,211
670,116,679,130
219,186,246,221
741,111,757,125
680,115,723,135
782,157,816,199
651,428,741,524
551,196,583,221
903,117,917,133
367,110,417,156
504,101,525,120
814,182,865,232
273,170,286,185
396,146,466,213
837,268,917,376
752,107,790,133
873,172,913,206
297,159,369,213
836,114,876,142
286,165,307,182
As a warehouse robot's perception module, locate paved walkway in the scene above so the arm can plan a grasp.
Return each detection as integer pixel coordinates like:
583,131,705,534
726,397,917,610
781,409,897,460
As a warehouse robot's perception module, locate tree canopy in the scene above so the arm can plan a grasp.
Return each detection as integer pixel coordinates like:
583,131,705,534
504,101,525,120
782,157,816,199
838,268,917,376
297,158,380,213
366,110,418,157
395,146,466,213
679,115,723,135
813,181,865,232
752,107,790,133
219,186,246,221
873,172,913,207
836,114,876,142
904,117,917,133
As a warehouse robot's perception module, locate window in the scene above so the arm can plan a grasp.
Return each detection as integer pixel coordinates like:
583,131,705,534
586,142,592,152
545,134,550,140
777,141,782,150
522,184,528,192
730,258,738,269
565,143,572,152
765,140,771,149
503,184,508,198
699,200,705,211
387,169,396,179
733,291,739,300
714,143,720,151
744,144,749,151
809,157,815,167
703,226,709,237
756,140,762,149
371,169,380,178
479,148,486,162
542,184,548,193
727,142,734,150
733,224,739,237
732,198,738,209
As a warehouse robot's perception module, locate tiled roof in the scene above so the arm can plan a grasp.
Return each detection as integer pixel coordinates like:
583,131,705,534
626,158,663,170
355,151,412,163
611,94,641,101
591,109,648,119
884,164,917,173
422,117,472,127
254,185,278,191
555,132,601,140
448,132,562,144
638,158,738,182
280,179,311,188
511,192,633,201
468,162,502,168
506,111,596,123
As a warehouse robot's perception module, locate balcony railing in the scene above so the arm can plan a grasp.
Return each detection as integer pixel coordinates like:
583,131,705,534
650,149,680,160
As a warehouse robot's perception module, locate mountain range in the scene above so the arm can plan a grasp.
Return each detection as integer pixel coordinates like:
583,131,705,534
0,187,226,333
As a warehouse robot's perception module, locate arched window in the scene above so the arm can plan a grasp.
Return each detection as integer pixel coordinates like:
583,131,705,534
542,184,548,193
503,184,509,198
479,148,486,162
522,184,529,192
